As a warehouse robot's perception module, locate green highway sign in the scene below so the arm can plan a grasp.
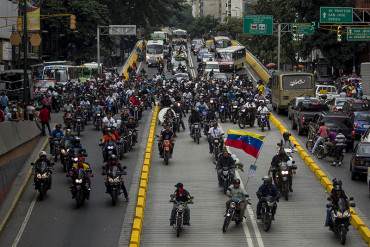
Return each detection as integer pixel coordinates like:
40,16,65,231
347,27,370,41
296,24,315,35
243,15,273,36
320,7,353,23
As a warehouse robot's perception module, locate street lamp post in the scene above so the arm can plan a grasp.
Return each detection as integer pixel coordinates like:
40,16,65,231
21,0,29,103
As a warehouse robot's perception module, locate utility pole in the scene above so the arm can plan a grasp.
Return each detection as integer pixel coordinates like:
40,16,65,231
277,23,281,71
97,26,101,74
22,0,29,103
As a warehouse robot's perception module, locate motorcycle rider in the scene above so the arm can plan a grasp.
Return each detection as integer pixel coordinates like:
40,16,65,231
326,129,346,166
195,99,208,115
226,179,248,220
207,122,224,154
103,112,116,128
49,124,64,154
311,121,328,155
216,149,236,186
104,154,129,201
71,159,92,197
270,148,292,191
256,176,279,220
257,101,270,130
158,124,174,157
170,183,192,226
325,179,348,227
188,109,202,136
33,151,53,189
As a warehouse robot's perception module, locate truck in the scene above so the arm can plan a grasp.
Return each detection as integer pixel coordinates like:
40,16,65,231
360,62,370,96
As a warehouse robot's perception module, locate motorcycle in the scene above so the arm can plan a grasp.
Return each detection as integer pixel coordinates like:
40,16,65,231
70,168,91,208
315,140,346,164
102,141,117,162
222,197,250,233
274,161,297,201
219,104,228,123
105,166,127,206
260,196,277,232
220,167,234,194
238,106,248,129
32,161,52,200
50,138,62,162
116,138,125,160
212,134,224,162
74,117,83,136
259,113,270,132
327,197,355,245
191,123,201,144
132,106,140,122
162,139,173,165
170,195,194,237
230,102,239,124
95,113,102,130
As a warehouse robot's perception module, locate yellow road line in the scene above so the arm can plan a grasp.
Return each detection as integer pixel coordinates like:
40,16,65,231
129,106,159,247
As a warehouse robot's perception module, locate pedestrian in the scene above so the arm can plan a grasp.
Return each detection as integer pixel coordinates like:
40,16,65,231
39,105,51,136
26,101,35,121
0,92,9,110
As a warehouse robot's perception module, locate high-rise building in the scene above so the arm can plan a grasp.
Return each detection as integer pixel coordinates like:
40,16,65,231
192,0,222,19
221,0,244,22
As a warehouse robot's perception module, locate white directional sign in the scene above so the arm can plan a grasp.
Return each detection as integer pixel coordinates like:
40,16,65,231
108,25,136,36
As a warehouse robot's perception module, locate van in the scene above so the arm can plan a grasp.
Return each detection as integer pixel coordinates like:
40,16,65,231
315,84,339,100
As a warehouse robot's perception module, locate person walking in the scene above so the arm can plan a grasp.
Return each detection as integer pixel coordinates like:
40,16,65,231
39,105,51,136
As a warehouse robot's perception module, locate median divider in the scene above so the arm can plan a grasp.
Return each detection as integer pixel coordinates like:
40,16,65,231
129,106,159,247
269,114,370,245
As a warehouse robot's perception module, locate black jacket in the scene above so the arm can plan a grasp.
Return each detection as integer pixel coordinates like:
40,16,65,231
217,155,235,169
271,153,289,168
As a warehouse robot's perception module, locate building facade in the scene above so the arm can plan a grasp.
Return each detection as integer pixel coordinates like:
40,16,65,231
0,0,18,71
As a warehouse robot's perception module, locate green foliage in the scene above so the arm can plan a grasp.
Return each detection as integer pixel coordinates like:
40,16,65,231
187,16,220,38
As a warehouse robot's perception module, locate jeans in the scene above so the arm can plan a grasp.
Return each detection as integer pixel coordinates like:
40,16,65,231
311,136,324,154
170,204,190,225
325,208,331,226
41,122,51,136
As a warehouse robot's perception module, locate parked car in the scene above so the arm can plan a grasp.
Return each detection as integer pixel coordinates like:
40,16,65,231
350,142,370,180
308,112,354,151
291,97,329,135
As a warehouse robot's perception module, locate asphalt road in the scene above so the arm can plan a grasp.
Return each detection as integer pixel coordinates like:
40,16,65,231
0,110,151,247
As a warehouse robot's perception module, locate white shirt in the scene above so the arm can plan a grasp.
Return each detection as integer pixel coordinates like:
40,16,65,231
103,117,116,127
257,106,269,114
208,127,224,138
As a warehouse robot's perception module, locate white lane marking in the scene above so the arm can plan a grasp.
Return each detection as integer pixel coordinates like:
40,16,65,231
136,61,142,73
187,46,196,78
218,124,265,247
12,193,37,247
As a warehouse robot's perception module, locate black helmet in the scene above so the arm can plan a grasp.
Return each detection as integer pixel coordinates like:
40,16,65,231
233,179,241,185
283,131,291,141
175,182,183,188
263,176,272,185
332,178,342,191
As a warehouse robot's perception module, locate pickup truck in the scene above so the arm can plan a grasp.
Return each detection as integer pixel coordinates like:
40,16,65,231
291,98,328,135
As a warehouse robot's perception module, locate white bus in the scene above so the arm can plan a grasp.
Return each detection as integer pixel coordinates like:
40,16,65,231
216,46,246,72
172,29,187,45
213,36,232,51
146,40,164,67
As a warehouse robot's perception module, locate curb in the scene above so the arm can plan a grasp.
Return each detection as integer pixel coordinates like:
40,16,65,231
129,106,159,247
0,137,48,234
270,114,370,245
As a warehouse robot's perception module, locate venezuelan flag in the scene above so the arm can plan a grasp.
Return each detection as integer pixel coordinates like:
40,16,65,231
225,129,265,158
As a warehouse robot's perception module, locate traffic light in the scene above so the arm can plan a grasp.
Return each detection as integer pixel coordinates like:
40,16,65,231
292,25,298,41
70,14,76,30
337,25,342,42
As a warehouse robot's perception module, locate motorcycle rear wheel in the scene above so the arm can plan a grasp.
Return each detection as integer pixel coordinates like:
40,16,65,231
111,190,118,206
339,225,347,245
262,213,271,232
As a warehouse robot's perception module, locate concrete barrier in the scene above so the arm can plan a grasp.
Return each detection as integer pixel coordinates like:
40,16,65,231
129,106,159,246
0,120,40,156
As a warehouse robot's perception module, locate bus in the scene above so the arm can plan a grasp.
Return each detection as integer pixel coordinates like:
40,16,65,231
151,31,168,43
78,63,99,82
216,46,246,72
146,40,164,67
213,36,232,51
172,29,187,45
34,65,79,91
271,72,315,113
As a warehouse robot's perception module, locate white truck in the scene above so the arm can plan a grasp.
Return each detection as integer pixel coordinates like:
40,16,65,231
360,62,370,96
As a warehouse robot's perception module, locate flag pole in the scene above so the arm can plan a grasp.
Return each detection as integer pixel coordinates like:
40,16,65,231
245,141,265,188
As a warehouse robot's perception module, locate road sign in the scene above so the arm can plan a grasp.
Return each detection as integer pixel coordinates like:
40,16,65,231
296,24,315,35
320,7,353,23
10,32,21,46
347,27,370,41
243,15,273,35
108,25,136,36
29,33,41,46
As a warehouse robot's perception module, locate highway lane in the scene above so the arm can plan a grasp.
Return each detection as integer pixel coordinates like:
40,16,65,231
244,66,370,226
140,113,365,246
0,110,151,247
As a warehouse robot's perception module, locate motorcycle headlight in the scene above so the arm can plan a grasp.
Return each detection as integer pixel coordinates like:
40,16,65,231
223,170,229,176
77,119,81,122
241,109,246,112
214,139,219,143
210,100,214,103
233,105,238,109
230,201,236,208
113,177,121,183
108,146,114,150
61,149,66,155
73,157,78,162
221,106,225,109
108,177,114,183
97,114,101,117
42,172,49,179
75,179,83,184
37,173,42,179
281,171,289,175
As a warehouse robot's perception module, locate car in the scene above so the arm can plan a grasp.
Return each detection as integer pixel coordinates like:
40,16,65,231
288,97,312,120
291,97,329,135
342,98,369,113
308,112,354,151
315,84,340,100
349,111,370,140
327,97,350,112
197,48,209,62
204,61,220,74
350,142,370,180
171,60,187,74
201,52,215,63
173,73,189,83
191,39,204,54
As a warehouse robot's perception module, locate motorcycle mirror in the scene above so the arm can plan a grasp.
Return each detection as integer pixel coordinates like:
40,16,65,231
123,166,127,169
245,194,249,198
292,160,296,164
349,197,354,201
30,162,34,166
350,202,356,207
